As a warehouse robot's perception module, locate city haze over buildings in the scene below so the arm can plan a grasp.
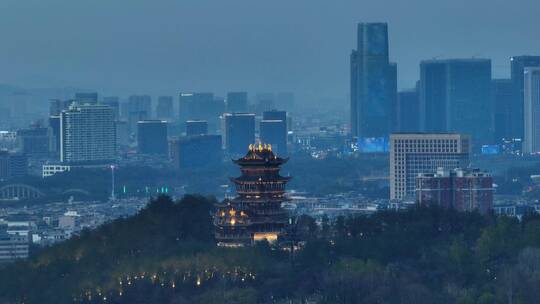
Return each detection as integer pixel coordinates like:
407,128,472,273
0,0,539,107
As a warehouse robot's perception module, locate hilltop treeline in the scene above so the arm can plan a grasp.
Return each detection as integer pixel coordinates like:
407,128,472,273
1,195,540,303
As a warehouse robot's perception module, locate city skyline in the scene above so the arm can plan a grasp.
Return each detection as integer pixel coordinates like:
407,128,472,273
0,0,539,105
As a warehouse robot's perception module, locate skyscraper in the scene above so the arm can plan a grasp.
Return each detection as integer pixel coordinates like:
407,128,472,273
390,133,470,200
223,113,255,156
127,95,152,133
419,59,492,147
260,120,287,157
397,88,420,132
350,22,397,139
102,96,120,120
179,93,224,132
227,92,248,113
492,79,514,142
523,67,540,153
156,96,174,120
137,120,168,155
511,56,540,140
60,103,116,164
261,110,288,156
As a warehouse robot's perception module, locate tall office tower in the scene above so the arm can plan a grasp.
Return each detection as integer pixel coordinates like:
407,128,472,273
156,96,174,120
276,92,295,112
102,96,120,120
185,120,208,136
227,92,249,113
214,144,290,246
0,151,27,181
419,59,492,147
523,67,540,153
137,120,168,155
260,120,287,156
350,22,397,139
492,79,514,142
170,135,222,169
416,168,493,215
115,120,129,147
49,99,72,116
255,93,275,114
60,103,116,164
223,113,255,156
397,88,420,132
261,110,288,156
74,92,98,104
179,93,224,132
17,126,50,156
389,133,470,200
127,95,152,133
511,56,540,140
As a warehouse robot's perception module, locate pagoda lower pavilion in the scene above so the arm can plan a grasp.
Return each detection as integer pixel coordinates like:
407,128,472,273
214,143,291,247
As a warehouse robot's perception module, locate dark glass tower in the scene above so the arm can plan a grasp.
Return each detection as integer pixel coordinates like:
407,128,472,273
214,144,290,247
420,59,493,147
350,22,397,138
492,79,513,142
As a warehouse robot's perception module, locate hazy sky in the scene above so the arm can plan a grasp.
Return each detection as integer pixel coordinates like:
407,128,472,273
0,0,539,104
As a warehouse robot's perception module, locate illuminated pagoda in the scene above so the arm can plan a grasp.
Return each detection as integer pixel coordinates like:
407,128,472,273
214,143,291,247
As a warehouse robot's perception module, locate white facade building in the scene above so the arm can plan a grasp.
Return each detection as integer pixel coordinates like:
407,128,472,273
60,103,116,163
524,67,540,153
390,133,470,200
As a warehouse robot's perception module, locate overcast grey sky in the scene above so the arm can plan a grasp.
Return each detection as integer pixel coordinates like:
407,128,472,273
0,0,539,104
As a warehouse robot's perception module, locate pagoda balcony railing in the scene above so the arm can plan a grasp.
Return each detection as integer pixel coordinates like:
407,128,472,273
235,184,287,192
236,189,287,195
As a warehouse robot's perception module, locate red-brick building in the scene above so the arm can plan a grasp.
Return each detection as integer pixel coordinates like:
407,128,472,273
416,168,493,214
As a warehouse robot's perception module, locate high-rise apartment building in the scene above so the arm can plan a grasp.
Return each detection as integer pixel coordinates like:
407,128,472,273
523,67,540,153
419,59,492,147
390,133,470,200
137,120,168,155
511,56,540,140
416,168,493,215
60,103,116,164
223,113,255,156
156,96,174,120
351,22,397,138
227,92,248,113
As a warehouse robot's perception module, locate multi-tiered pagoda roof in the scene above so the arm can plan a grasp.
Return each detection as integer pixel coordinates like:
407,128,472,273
214,143,291,247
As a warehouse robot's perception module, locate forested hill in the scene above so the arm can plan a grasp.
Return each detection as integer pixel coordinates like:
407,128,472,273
1,195,540,303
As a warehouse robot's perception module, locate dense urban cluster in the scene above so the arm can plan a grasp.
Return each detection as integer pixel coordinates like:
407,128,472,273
0,18,539,303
